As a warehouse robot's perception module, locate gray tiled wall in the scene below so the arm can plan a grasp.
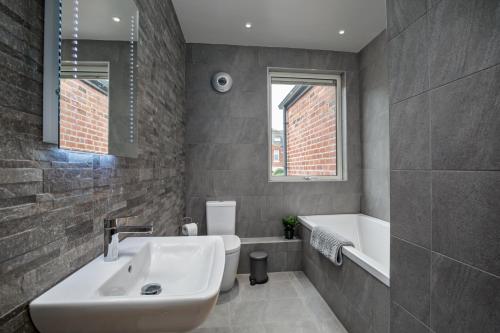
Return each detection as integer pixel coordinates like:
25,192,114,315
387,0,500,331
185,44,362,237
237,237,302,274
359,30,390,221
0,0,186,331
301,226,390,333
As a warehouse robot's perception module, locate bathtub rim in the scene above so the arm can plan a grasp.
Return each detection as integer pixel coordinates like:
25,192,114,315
298,214,390,287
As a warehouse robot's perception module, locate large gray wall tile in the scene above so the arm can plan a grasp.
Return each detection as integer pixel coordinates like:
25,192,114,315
430,65,500,170
388,15,429,104
390,171,431,248
387,0,427,39
390,93,430,170
359,30,390,222
431,253,500,333
362,124,390,170
391,237,431,325
361,168,390,222
432,171,500,276
428,0,500,88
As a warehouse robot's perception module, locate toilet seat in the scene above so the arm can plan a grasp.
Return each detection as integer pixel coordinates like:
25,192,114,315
220,235,240,255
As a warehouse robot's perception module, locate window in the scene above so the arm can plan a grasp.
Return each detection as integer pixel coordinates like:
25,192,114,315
273,149,280,162
268,69,344,181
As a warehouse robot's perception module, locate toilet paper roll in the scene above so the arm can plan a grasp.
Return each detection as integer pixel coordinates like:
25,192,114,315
182,223,198,236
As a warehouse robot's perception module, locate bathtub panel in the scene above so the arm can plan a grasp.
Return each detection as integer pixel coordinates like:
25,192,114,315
301,225,390,333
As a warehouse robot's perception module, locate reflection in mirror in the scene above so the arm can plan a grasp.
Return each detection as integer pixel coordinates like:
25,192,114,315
59,0,139,157
60,61,110,153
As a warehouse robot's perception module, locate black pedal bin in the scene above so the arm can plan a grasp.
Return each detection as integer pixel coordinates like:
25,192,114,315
249,251,268,285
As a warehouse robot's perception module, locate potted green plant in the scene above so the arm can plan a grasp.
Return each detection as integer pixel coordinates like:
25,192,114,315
282,215,299,239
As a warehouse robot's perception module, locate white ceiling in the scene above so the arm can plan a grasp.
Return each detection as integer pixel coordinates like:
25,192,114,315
172,0,387,52
62,0,138,41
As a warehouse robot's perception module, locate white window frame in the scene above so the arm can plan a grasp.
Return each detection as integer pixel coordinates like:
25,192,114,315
267,68,345,182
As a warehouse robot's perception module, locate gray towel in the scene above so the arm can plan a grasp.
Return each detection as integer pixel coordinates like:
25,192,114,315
310,226,354,266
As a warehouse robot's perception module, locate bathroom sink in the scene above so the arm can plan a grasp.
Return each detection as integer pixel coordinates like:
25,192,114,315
30,236,225,333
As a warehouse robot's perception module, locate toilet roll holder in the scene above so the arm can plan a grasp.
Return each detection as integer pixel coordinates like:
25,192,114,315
178,216,198,236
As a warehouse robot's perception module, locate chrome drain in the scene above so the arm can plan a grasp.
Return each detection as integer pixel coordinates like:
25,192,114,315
141,283,162,295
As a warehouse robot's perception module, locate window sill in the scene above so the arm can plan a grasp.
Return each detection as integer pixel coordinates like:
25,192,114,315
268,177,347,183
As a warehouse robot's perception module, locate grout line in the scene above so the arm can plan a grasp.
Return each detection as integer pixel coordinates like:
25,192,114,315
390,62,500,106
428,5,433,318
392,235,430,252
429,160,433,328
428,61,500,92
387,11,428,43
431,251,500,280
393,301,433,331
393,236,500,279
393,235,500,279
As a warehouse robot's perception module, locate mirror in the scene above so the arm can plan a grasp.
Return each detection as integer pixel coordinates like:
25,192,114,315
43,0,139,157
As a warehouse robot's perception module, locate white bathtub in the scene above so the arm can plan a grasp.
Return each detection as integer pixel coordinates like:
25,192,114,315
299,214,390,286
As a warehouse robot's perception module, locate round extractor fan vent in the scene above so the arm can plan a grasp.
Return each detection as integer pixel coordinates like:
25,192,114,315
211,72,233,93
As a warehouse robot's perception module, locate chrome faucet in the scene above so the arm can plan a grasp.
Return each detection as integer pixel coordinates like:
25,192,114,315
103,216,153,261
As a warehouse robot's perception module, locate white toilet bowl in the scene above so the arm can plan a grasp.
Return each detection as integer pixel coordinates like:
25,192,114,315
220,235,241,292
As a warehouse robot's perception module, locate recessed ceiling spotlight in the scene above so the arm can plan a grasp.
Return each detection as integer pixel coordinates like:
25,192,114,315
112,17,121,23
245,22,252,29
338,30,345,35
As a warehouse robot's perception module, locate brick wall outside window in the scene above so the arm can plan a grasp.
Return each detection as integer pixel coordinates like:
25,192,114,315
59,79,109,154
286,85,336,176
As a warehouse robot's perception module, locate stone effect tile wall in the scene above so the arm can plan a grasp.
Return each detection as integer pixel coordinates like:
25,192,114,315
387,0,500,332
359,30,390,222
0,0,186,331
185,44,362,237
301,226,389,333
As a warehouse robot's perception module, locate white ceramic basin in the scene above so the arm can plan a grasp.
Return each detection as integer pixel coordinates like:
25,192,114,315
30,236,225,333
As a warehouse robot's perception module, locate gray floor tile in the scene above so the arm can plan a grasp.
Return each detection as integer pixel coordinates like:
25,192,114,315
198,303,231,328
191,328,233,333
190,272,347,332
262,321,322,333
230,300,267,326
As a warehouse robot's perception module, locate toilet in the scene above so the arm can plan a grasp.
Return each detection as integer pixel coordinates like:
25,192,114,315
206,201,241,292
